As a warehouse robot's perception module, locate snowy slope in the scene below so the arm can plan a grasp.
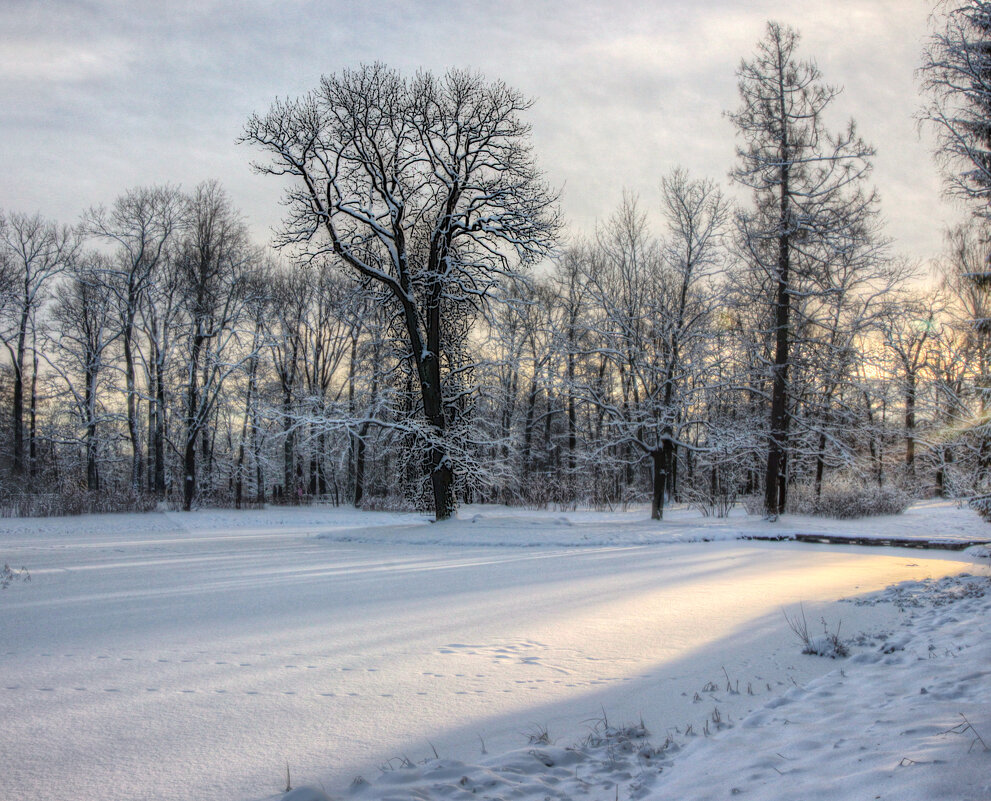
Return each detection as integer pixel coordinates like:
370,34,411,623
309,574,991,801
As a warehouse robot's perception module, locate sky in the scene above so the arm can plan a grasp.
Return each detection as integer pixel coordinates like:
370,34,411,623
0,0,966,264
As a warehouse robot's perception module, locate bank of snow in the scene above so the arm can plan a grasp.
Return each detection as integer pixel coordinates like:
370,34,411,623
2,498,985,549
280,573,991,801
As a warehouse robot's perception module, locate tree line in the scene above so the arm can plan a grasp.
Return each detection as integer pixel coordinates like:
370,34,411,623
3,15,991,521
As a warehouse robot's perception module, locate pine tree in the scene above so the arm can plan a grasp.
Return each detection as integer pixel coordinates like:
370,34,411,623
729,22,876,518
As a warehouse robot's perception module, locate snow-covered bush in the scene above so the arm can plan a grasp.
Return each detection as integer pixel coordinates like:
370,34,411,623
786,480,909,519
803,632,849,659
741,494,764,516
1,563,29,590
0,486,158,518
968,494,991,522
783,605,849,658
358,493,418,513
683,482,737,518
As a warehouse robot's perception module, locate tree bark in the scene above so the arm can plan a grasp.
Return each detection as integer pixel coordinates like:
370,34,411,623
11,306,28,475
764,126,792,520
651,449,666,520
905,371,916,476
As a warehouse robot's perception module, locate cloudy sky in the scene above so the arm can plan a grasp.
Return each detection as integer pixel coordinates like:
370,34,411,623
0,0,964,263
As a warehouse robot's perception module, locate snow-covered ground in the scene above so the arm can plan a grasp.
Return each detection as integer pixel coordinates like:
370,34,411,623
0,502,988,801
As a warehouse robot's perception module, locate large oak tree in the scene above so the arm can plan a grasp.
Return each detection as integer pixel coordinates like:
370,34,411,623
243,64,558,520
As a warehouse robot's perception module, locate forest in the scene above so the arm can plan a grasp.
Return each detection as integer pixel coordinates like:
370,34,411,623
2,15,991,524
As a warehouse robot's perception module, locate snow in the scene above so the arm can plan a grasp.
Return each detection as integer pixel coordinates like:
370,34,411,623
0,501,989,801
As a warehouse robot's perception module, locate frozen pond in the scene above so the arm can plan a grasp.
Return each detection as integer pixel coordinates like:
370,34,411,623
0,507,977,800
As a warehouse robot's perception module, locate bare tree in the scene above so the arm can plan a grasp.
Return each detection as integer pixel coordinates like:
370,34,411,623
83,186,184,492
265,263,310,501
880,292,945,481
45,252,119,490
577,176,727,520
921,1,991,222
0,211,78,477
176,181,259,510
243,64,558,520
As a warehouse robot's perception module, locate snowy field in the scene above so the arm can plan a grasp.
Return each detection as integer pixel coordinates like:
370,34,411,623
1,502,989,801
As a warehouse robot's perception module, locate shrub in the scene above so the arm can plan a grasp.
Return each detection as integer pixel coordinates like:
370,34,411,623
786,479,909,519
741,494,764,516
783,604,849,658
969,494,991,522
683,483,737,518
0,486,159,518
1,563,30,590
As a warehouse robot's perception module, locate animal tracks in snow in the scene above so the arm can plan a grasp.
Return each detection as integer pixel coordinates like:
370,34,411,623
435,639,574,674
432,640,638,691
3,641,645,713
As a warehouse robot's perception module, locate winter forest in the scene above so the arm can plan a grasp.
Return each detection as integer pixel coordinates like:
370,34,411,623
3,14,991,526
10,6,991,801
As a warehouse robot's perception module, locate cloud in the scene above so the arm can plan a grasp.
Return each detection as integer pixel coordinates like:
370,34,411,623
0,0,964,261
0,40,131,82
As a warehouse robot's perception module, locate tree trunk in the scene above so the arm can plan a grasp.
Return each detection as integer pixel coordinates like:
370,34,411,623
147,356,158,492
29,340,38,477
421,364,455,520
235,352,257,509
123,327,143,493
764,148,792,520
353,349,378,508
567,351,576,497
12,308,28,475
85,365,99,492
669,442,679,502
282,385,294,501
814,431,827,499
182,432,196,512
408,283,456,521
650,449,666,520
521,378,539,479
252,406,264,504
153,354,167,496
905,371,916,477
661,436,675,508
182,332,204,512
